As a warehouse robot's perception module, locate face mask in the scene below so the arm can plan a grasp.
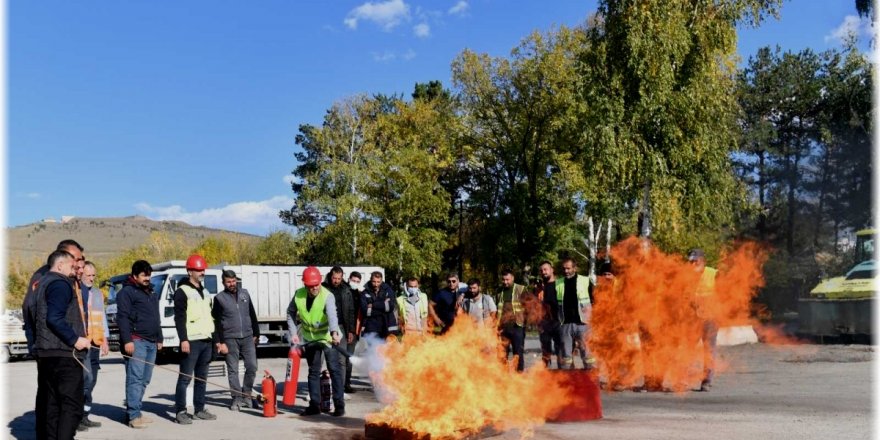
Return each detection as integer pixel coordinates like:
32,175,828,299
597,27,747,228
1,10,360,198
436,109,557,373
407,287,419,296
350,281,362,290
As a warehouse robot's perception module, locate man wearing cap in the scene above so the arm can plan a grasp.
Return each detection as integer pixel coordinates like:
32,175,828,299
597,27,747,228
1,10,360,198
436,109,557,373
287,266,345,417
688,249,718,392
173,255,218,424
212,269,260,411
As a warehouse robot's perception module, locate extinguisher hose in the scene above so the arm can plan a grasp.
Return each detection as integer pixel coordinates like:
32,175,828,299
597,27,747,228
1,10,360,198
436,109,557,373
72,346,269,402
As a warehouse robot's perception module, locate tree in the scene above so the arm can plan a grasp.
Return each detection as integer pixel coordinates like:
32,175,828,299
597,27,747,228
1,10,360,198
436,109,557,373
451,27,587,276
577,0,781,254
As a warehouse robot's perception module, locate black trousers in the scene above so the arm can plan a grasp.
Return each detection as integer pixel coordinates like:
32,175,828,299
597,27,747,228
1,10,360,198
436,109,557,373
37,356,84,440
501,326,526,372
539,325,563,367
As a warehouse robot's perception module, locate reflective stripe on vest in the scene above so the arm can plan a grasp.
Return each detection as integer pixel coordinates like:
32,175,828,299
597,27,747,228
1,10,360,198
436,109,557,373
556,275,591,324
498,284,525,326
180,284,214,341
294,287,331,343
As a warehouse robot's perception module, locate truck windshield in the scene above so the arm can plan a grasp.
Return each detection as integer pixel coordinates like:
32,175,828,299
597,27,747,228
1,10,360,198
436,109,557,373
855,233,875,264
151,275,168,296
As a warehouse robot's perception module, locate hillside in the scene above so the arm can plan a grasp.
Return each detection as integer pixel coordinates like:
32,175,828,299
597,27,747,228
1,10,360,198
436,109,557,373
6,216,260,264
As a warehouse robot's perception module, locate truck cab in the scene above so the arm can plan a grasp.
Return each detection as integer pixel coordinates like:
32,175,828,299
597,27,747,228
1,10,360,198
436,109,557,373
106,261,221,355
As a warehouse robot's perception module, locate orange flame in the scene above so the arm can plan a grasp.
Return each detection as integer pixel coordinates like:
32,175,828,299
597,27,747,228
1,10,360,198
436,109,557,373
590,237,768,392
368,317,571,438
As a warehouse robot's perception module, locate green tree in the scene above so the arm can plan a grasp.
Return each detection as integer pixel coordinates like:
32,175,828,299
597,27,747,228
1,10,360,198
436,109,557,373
451,27,587,275
253,231,300,265
577,0,781,254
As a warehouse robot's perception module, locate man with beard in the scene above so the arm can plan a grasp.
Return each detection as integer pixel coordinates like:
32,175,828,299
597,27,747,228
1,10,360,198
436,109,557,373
33,249,92,440
23,239,84,355
213,269,260,410
322,266,358,394
116,260,163,428
497,269,527,372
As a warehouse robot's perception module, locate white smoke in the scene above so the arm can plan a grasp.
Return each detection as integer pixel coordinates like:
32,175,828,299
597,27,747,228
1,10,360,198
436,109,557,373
353,333,396,404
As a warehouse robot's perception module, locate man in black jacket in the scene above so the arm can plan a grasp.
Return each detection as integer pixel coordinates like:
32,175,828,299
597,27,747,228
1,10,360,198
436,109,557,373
23,239,84,354
323,266,357,393
359,271,400,339
33,249,92,440
212,269,260,410
116,260,163,429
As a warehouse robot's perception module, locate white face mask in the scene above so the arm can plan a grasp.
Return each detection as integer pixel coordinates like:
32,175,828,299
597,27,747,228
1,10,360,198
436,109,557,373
406,286,419,296
350,280,362,290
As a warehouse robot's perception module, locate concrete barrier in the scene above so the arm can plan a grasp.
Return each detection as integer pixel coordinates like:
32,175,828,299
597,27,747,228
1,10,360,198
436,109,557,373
716,325,759,346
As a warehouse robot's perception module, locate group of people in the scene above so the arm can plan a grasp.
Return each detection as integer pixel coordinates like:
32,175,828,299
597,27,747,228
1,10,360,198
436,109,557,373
21,237,719,438
21,239,263,437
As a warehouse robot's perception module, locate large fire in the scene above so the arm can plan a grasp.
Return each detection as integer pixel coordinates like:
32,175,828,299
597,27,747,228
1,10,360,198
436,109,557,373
590,237,768,392
368,317,571,438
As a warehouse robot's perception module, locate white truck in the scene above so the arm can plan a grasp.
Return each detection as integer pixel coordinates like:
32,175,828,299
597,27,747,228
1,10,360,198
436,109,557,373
106,261,383,357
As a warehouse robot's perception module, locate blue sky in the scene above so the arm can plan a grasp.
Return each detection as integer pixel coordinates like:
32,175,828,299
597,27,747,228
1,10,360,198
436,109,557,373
8,0,873,235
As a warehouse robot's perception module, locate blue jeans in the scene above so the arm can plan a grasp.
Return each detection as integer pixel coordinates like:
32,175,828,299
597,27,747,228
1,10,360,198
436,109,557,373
175,340,213,413
124,339,157,421
83,348,101,415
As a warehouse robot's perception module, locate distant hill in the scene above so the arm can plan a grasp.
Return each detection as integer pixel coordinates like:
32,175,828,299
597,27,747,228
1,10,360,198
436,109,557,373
6,216,260,264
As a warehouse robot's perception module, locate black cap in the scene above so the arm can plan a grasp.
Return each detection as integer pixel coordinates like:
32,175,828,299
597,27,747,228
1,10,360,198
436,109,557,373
687,249,705,262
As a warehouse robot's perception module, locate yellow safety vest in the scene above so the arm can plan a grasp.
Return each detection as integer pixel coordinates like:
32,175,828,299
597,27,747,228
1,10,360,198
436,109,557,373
397,293,429,328
696,267,717,297
294,287,332,344
555,275,591,324
86,287,106,345
179,284,214,341
498,284,525,327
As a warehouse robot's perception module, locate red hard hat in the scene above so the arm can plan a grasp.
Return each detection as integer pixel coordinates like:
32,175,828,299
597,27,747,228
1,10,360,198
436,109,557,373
302,266,322,287
186,254,207,271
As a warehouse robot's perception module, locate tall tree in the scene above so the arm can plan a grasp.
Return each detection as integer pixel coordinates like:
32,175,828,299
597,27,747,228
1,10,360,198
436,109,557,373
577,0,781,254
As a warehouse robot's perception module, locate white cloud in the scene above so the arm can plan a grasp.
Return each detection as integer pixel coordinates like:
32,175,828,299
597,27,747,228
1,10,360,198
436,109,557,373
448,0,468,15
345,0,411,31
23,192,41,199
825,15,873,45
402,49,417,60
282,175,297,185
372,50,397,62
413,22,431,38
135,196,295,233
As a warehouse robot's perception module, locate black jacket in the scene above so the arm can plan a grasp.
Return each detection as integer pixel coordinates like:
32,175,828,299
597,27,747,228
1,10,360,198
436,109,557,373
212,288,259,340
323,278,357,335
34,272,86,358
116,276,163,344
359,282,400,337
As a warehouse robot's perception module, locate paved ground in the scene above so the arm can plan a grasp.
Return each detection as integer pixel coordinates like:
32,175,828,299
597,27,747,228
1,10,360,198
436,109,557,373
3,340,873,440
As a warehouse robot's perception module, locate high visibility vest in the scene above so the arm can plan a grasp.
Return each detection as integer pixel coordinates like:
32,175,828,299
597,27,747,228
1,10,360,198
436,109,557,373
397,293,429,331
498,284,525,327
696,267,717,297
86,287,107,345
179,284,214,341
294,287,332,344
556,275,591,324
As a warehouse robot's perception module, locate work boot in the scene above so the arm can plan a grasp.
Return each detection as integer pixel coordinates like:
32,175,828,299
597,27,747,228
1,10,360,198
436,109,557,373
332,401,345,417
81,415,102,428
344,385,357,394
194,409,217,420
128,416,149,429
175,411,193,425
229,398,241,412
140,415,155,424
76,421,89,432
698,380,712,392
301,404,321,416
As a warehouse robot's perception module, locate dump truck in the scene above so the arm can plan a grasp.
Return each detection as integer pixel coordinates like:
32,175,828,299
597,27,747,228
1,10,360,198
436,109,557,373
798,229,876,342
106,261,383,356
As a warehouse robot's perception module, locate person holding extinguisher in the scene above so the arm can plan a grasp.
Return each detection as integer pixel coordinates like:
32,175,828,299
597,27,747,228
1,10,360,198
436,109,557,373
286,266,345,417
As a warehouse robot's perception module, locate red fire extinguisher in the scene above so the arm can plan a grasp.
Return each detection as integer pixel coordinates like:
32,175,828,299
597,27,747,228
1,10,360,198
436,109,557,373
262,370,277,418
320,370,332,413
282,346,301,407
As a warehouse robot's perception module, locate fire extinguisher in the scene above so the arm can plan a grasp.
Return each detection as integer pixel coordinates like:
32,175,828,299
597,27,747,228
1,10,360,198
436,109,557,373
262,370,277,418
320,370,332,413
282,346,301,407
